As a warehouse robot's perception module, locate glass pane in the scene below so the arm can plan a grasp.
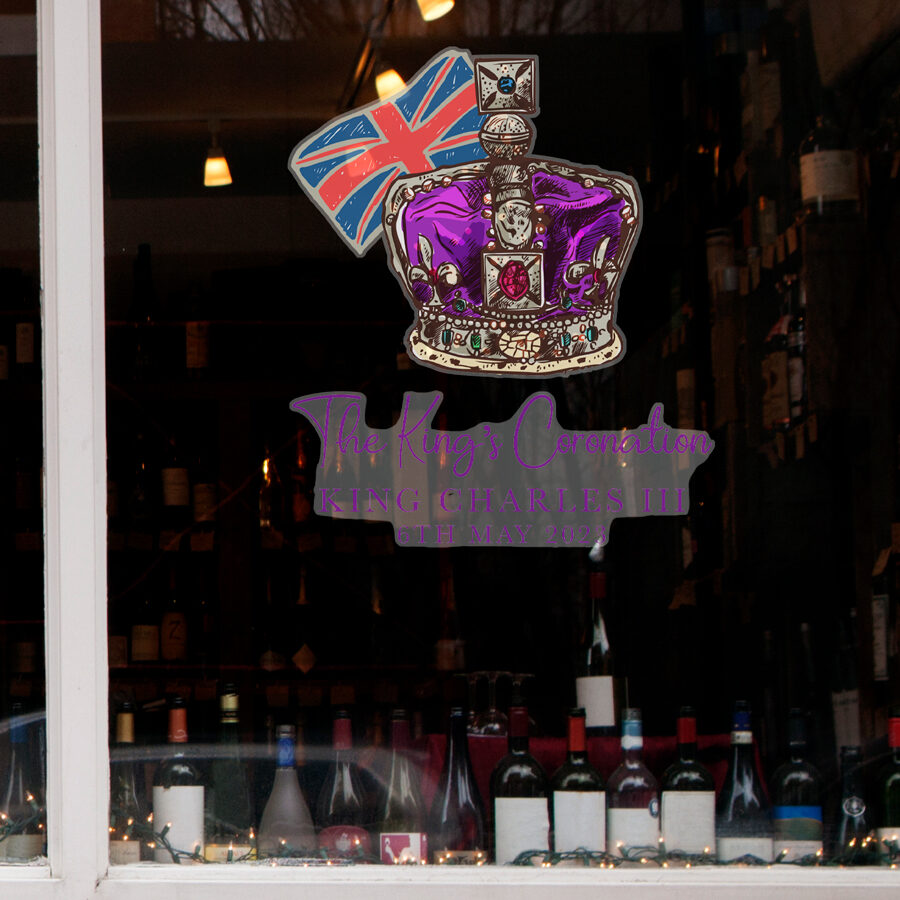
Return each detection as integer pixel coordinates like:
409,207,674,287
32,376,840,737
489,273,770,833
0,0,47,864
103,0,900,876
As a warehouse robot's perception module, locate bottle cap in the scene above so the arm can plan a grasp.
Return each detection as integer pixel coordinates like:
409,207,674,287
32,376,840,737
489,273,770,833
676,713,696,745
621,708,643,748
889,716,900,749
116,710,135,744
567,709,586,753
168,697,188,743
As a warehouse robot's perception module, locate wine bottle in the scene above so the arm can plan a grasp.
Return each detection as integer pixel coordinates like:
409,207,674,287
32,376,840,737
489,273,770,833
130,584,159,664
316,710,373,857
257,724,316,857
160,565,188,662
832,745,877,864
799,100,860,221
660,707,715,856
875,714,900,861
606,707,660,857
550,707,605,853
152,697,204,863
771,709,823,861
0,702,45,860
575,554,616,736
378,709,427,864
490,703,549,865
428,706,486,864
109,701,146,864
160,434,190,543
716,701,773,862
205,685,255,861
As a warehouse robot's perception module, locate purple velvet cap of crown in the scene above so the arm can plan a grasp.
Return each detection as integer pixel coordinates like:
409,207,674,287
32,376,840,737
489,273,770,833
402,168,629,319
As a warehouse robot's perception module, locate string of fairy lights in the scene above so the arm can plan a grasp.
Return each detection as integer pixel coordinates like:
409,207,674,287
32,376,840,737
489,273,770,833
105,806,900,868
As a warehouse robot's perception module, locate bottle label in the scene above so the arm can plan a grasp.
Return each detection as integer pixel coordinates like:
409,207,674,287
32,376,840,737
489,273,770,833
494,796,549,865
660,791,715,854
15,323,34,365
380,832,427,864
831,689,861,751
185,322,210,369
731,730,753,745
109,838,141,865
873,593,890,681
575,676,615,729
716,836,774,863
204,843,254,862
161,467,190,507
318,825,371,856
192,483,216,523
130,624,159,662
160,612,187,661
773,805,822,860
552,790,605,852
762,348,790,426
800,150,859,204
877,827,900,858
276,735,295,767
607,806,659,856
152,784,205,862
0,345,8,380
0,834,43,860
842,795,865,817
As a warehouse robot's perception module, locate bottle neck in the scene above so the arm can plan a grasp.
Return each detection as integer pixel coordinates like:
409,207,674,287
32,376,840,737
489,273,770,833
276,734,296,769
566,715,587,762
333,717,352,753
391,718,411,752
621,717,643,763
508,706,530,754
789,740,807,764
676,717,697,762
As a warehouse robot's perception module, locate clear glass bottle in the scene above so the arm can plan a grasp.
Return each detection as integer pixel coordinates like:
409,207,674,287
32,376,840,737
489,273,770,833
716,701,773,862
606,707,659,857
550,707,605,853
771,709,823,861
378,709,427,863
428,706,486,864
109,701,146,864
660,706,715,855
258,724,316,857
875,715,900,861
832,745,877,864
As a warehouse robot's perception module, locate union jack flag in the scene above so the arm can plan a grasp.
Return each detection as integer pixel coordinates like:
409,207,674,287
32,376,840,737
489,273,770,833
288,48,486,257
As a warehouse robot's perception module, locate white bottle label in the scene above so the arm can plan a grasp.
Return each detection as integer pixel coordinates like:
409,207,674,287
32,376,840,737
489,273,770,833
575,676,615,729
552,790,605,852
800,150,859,204
0,834,43,859
607,805,659,856
877,827,900,858
161,468,190,507
661,791,715,854
15,323,34,364
494,797,549,865
774,839,822,862
716,835,774,862
152,784,204,863
185,322,210,369
109,838,141,865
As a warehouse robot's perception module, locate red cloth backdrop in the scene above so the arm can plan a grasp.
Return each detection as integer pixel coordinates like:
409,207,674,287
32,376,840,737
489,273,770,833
420,734,735,810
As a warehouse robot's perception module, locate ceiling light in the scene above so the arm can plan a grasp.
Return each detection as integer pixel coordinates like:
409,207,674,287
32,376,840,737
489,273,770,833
375,64,405,100
417,0,454,22
204,121,232,187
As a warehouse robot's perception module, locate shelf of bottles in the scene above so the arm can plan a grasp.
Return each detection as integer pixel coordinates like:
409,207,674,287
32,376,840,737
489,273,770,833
109,687,900,868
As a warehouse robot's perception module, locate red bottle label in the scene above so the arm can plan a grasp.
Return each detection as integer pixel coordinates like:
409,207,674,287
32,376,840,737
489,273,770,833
318,825,370,857
380,832,427,864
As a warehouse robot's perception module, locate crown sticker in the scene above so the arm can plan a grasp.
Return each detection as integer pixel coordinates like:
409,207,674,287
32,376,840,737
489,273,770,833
289,48,641,378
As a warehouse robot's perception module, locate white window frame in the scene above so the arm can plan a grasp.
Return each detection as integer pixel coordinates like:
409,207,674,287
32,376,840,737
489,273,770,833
10,1,895,896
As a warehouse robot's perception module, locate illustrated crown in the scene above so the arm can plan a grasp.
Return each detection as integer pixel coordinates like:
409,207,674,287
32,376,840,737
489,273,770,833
382,55,641,377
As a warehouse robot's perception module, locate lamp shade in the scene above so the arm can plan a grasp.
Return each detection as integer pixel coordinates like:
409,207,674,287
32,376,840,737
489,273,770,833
417,0,454,22
204,147,232,187
375,67,405,100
